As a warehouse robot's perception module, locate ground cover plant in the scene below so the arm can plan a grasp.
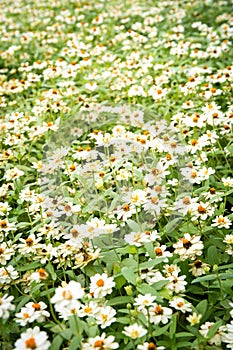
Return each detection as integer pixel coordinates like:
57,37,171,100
0,0,233,349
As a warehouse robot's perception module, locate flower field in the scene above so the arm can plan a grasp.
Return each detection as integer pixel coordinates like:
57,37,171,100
0,0,233,349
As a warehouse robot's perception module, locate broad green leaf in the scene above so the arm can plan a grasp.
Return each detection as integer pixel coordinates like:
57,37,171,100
126,219,141,231
121,267,137,285
144,242,155,258
68,336,82,350
140,257,165,269
196,299,207,316
176,332,194,338
165,218,181,234
191,275,216,284
169,313,177,338
207,246,219,265
46,262,57,281
106,296,133,306
177,341,193,348
152,323,170,336
68,315,83,336
17,261,41,271
50,335,63,350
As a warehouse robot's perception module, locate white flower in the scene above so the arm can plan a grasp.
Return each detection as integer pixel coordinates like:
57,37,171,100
134,294,156,311
15,302,50,325
174,196,198,216
187,312,202,325
95,305,116,328
30,268,49,283
124,232,148,247
90,273,115,299
85,82,97,91
79,301,99,318
81,332,119,350
199,322,226,346
148,86,168,100
4,167,24,181
148,303,172,324
0,294,15,319
212,215,232,229
222,177,233,187
18,234,42,254
137,343,165,350
165,274,187,293
128,85,146,97
224,235,233,244
123,189,148,206
0,241,15,265
222,320,233,349
189,260,209,276
0,219,16,233
123,323,147,339
191,201,215,221
169,297,192,313
0,265,19,285
51,280,84,318
173,233,204,260
14,326,50,350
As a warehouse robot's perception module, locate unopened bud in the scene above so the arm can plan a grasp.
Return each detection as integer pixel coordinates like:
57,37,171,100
125,285,133,296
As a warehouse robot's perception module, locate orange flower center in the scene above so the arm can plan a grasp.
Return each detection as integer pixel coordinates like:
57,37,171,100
25,337,36,349
62,290,73,300
26,238,33,246
154,305,163,315
155,247,163,256
93,340,104,348
198,205,207,214
96,279,105,287
32,303,41,310
182,239,192,249
148,342,157,350
183,197,190,205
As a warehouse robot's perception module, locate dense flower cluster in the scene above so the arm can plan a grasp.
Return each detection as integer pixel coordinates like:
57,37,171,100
0,0,232,349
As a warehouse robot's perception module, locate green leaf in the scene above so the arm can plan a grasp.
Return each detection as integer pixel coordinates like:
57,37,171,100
206,320,222,340
219,273,233,279
151,280,170,290
207,246,219,265
114,275,127,289
165,217,181,234
139,257,166,269
121,267,137,285
15,296,31,312
50,335,63,350
116,317,131,324
46,262,57,281
85,323,98,338
60,329,72,341
191,275,216,284
152,323,170,336
169,313,177,338
176,332,194,338
68,315,83,336
68,336,82,350
177,341,193,348
186,325,204,338
126,219,141,231
17,261,41,271
196,300,207,316
122,257,137,268
218,264,233,270
106,296,133,306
